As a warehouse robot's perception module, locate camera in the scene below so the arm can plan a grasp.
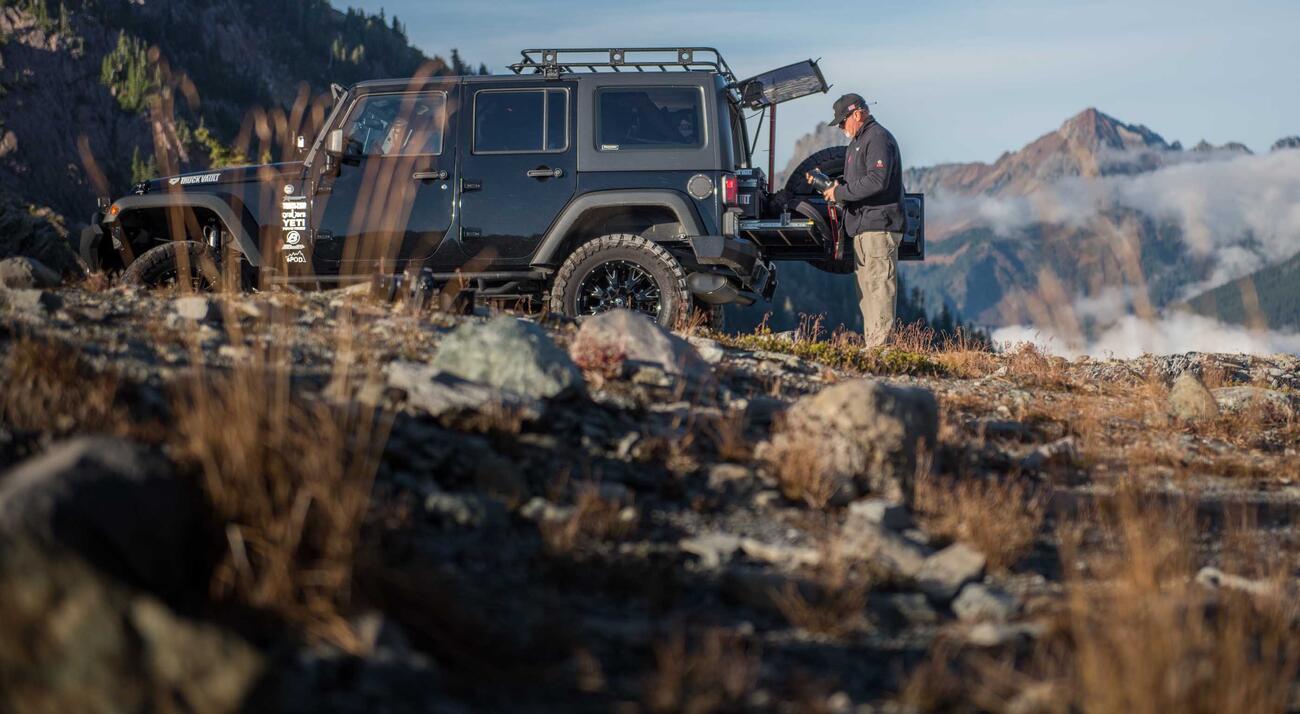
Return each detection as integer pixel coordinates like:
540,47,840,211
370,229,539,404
804,168,836,194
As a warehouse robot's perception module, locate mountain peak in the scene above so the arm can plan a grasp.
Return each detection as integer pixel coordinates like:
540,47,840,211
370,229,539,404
1058,108,1170,153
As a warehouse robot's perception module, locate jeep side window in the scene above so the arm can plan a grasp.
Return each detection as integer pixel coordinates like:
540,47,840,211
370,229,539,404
597,87,704,151
473,89,568,153
341,92,446,157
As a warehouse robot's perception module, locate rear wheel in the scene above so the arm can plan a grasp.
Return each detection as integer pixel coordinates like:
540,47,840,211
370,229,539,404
550,234,691,327
121,241,223,291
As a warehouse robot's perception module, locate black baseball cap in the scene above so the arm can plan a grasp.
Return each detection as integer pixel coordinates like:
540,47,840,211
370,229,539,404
831,93,866,126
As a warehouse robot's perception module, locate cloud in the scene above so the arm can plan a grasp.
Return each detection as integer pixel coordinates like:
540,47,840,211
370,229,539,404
993,313,1300,359
928,148,1300,295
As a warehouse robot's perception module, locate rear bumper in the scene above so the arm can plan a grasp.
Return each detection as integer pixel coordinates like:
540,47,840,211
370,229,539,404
686,234,776,302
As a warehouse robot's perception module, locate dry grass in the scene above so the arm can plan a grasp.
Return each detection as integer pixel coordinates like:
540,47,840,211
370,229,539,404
1044,492,1300,714
645,628,761,713
173,353,389,652
914,472,1047,572
766,428,838,509
538,484,636,553
697,408,753,462
772,541,872,638
569,331,627,384
0,337,124,435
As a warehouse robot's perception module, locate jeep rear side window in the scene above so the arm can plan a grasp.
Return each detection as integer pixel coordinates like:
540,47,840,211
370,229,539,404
473,89,568,154
342,91,446,157
597,87,704,151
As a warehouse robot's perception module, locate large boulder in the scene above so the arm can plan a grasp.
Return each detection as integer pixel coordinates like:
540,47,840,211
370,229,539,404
1168,372,1219,422
570,309,708,378
430,316,585,399
0,437,210,600
0,537,263,714
0,256,60,288
0,194,84,278
772,380,938,506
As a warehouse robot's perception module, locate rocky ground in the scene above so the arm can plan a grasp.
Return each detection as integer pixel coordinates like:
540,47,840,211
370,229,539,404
1,257,1298,713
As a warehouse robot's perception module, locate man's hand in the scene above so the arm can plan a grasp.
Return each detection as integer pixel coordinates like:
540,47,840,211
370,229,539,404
822,181,838,203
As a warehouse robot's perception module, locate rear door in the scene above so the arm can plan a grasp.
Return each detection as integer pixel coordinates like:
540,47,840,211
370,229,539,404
456,82,576,266
311,84,458,279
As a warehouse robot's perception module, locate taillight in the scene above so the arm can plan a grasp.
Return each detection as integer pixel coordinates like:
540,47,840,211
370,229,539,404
721,173,739,206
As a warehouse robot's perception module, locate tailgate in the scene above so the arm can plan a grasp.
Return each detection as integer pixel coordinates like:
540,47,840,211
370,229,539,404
741,193,926,262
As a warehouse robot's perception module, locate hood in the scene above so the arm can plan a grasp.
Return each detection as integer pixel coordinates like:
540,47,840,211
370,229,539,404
143,162,304,193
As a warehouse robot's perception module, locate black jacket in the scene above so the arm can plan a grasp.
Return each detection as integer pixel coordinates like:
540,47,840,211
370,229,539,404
832,116,906,235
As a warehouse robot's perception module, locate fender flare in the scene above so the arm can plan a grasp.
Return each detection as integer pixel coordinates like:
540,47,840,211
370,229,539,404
530,189,705,267
104,193,264,267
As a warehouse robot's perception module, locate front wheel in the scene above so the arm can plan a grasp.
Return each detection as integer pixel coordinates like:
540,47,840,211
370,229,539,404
120,241,223,291
549,234,691,327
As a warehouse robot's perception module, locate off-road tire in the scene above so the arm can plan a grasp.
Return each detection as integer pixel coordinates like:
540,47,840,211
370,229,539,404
121,241,222,290
783,145,848,195
549,234,691,327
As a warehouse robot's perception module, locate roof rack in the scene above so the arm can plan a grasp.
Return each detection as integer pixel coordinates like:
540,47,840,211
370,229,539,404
509,47,736,82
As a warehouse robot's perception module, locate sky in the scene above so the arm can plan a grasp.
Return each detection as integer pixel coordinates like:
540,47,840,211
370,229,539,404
342,0,1300,170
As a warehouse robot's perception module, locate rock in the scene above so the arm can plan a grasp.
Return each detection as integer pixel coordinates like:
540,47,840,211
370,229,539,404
430,316,585,399
965,621,1044,648
1021,436,1078,472
846,498,913,531
1212,386,1295,417
518,497,573,524
172,295,217,321
773,379,938,506
707,463,755,495
839,519,931,579
917,544,987,602
738,538,822,570
0,537,263,713
0,438,207,600
388,363,544,421
423,492,507,531
0,287,63,312
571,309,708,378
0,256,60,288
1195,566,1282,598
687,335,727,364
869,591,939,627
952,583,1019,622
1169,372,1219,421
680,532,744,570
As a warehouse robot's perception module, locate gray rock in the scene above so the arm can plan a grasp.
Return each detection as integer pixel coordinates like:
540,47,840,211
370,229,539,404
571,309,707,378
965,621,1044,648
1169,372,1219,421
430,316,584,399
424,492,507,530
1212,386,1295,416
847,498,913,531
1195,566,1283,597
0,287,63,312
839,519,931,579
0,537,263,714
952,583,1019,622
518,497,573,524
680,532,744,570
917,543,987,602
772,379,938,506
687,336,727,364
0,438,206,599
869,591,939,626
388,363,544,421
172,295,217,321
0,256,60,288
1021,436,1078,472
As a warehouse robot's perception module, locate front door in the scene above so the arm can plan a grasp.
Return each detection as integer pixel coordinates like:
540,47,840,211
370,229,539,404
312,85,459,279
457,82,576,266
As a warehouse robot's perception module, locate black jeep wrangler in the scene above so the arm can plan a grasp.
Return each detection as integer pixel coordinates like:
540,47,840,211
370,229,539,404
82,47,923,325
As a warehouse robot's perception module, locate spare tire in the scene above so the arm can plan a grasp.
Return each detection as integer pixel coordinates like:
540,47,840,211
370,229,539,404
784,145,848,195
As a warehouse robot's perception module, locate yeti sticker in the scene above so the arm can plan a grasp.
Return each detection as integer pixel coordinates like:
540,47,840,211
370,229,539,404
281,191,309,264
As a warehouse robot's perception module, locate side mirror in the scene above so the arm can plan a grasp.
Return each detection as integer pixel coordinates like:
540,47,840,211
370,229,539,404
326,129,345,157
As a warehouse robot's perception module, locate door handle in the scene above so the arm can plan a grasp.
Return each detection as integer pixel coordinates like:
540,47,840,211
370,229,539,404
413,170,449,181
526,167,564,179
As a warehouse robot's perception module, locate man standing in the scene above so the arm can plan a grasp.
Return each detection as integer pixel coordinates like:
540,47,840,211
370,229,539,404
822,93,906,348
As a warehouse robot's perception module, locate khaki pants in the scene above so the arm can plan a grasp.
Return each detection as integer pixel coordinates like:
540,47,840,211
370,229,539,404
854,230,902,348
